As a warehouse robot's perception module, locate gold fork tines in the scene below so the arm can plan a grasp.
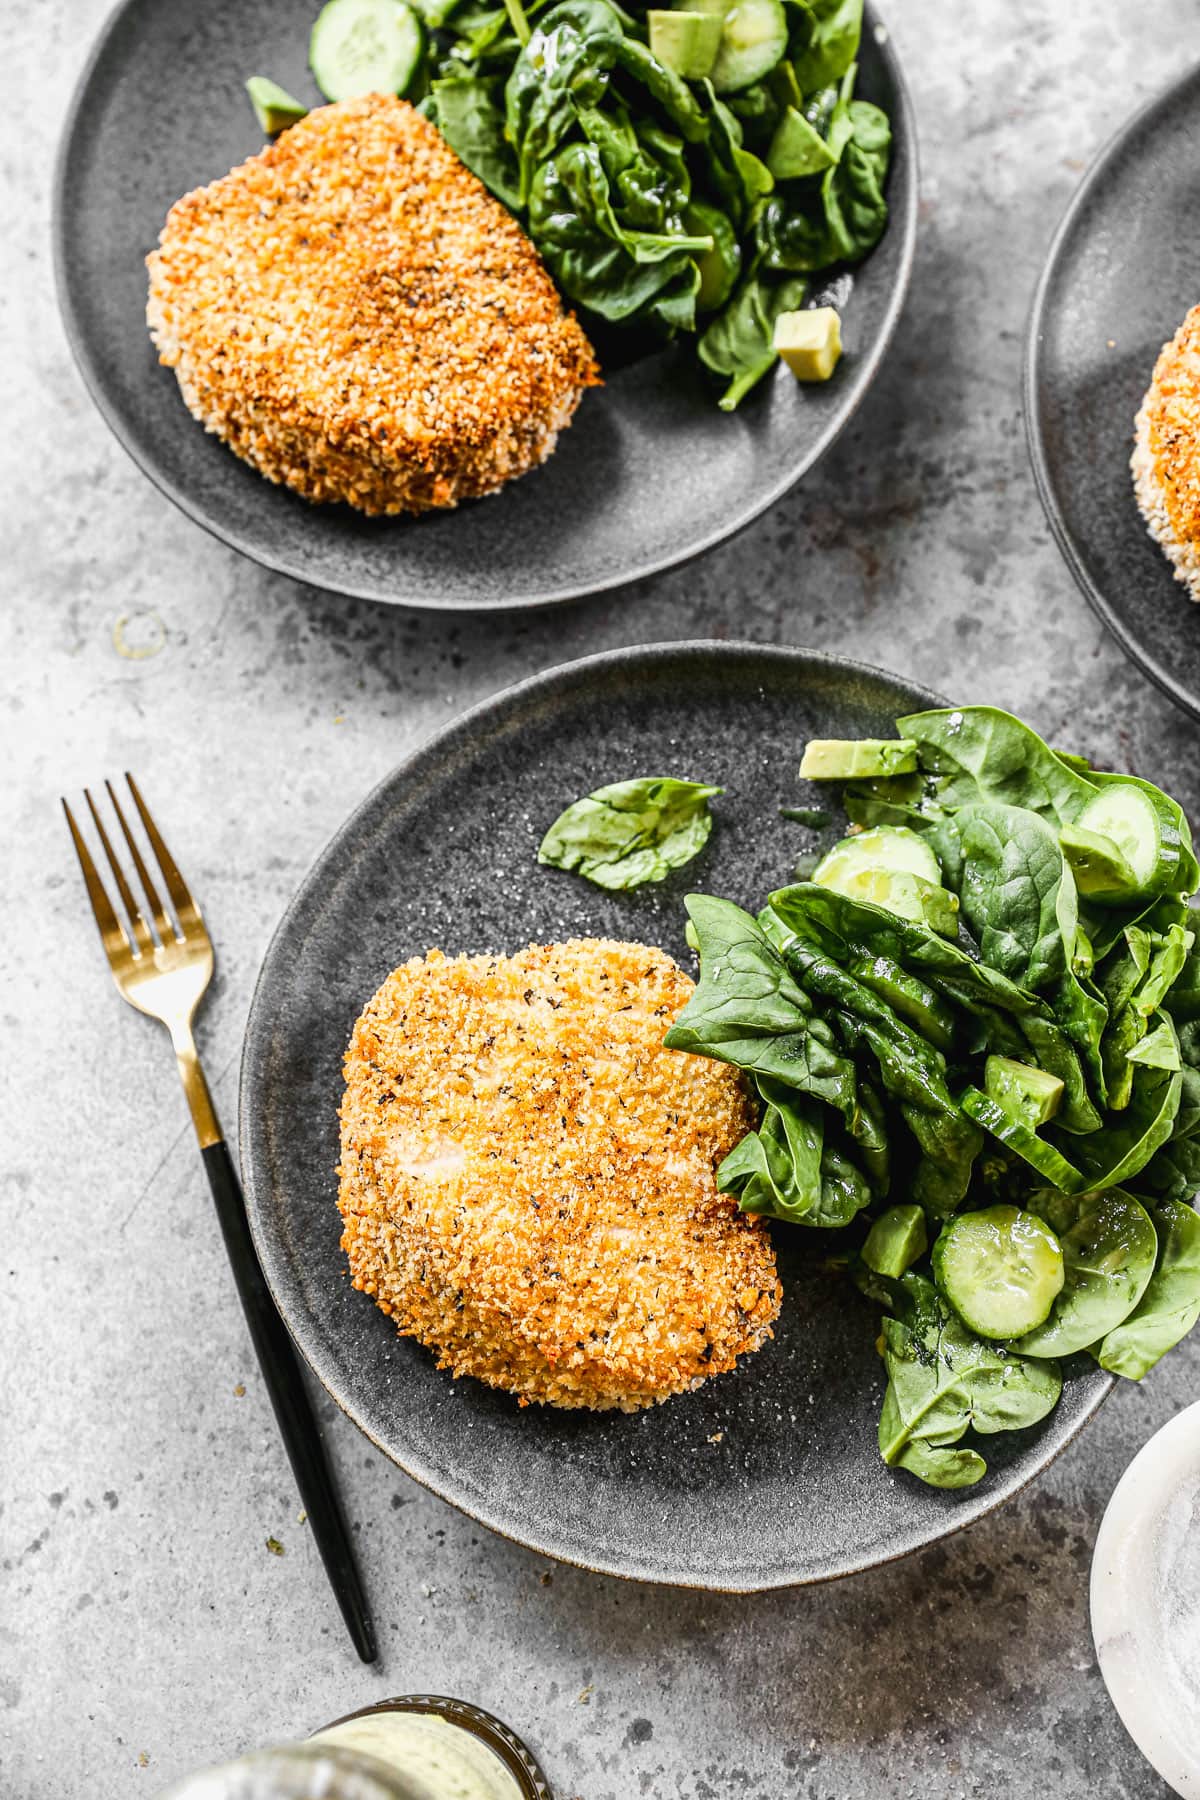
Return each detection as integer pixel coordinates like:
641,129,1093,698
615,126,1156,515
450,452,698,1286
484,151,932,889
63,775,220,1147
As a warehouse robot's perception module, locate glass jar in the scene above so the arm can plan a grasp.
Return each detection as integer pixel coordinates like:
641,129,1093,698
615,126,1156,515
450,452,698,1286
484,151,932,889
160,1696,553,1800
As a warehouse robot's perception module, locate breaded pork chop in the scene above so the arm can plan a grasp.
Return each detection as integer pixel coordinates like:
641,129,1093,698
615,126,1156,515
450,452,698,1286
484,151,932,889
146,95,599,515
1133,303,1200,600
338,940,781,1410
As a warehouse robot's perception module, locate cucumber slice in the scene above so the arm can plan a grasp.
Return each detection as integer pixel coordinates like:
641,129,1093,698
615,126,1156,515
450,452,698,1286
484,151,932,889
310,0,423,102
828,867,960,938
799,739,919,780
960,1087,1086,1192
1076,783,1179,898
813,824,941,886
246,77,308,136
650,10,723,77
1059,821,1140,901
863,1204,928,1281
709,0,787,94
933,1206,1065,1340
984,1055,1064,1127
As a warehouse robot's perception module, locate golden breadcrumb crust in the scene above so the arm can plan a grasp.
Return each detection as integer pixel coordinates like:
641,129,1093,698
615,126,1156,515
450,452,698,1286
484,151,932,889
146,95,600,515
1133,302,1200,600
338,939,781,1411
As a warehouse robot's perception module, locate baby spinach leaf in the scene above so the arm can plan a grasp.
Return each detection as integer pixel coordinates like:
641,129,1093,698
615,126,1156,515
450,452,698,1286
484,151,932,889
1014,1187,1159,1357
665,896,860,1121
789,0,863,92
897,706,1098,827
1095,1199,1200,1379
1126,1018,1181,1071
717,1075,873,1226
430,75,523,208
878,1273,1062,1489
954,803,1108,1109
538,776,720,888
700,84,775,229
779,937,981,1213
1136,922,1194,1016
697,272,808,410
1064,1039,1182,1192
768,882,1101,1132
755,78,889,272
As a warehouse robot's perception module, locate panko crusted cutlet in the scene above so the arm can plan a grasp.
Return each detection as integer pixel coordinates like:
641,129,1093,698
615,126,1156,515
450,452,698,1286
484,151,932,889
338,939,781,1411
1133,303,1200,600
146,94,599,515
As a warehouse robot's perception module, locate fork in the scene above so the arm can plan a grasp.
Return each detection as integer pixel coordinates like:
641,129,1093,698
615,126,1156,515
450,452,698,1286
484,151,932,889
63,774,377,1664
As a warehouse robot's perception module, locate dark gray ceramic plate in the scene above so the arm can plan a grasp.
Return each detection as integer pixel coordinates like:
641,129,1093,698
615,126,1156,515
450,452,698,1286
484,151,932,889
54,0,916,612
1027,62,1200,720
238,642,1112,1589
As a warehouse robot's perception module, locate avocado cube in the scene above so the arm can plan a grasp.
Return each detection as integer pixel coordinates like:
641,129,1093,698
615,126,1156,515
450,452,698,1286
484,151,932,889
862,1204,928,1280
774,307,842,382
985,1056,1064,1128
799,738,919,779
1059,821,1139,899
648,9,723,77
246,76,308,137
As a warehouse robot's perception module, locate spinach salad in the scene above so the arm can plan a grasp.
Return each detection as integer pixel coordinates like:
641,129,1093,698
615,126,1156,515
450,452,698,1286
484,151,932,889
543,708,1200,1489
255,0,892,407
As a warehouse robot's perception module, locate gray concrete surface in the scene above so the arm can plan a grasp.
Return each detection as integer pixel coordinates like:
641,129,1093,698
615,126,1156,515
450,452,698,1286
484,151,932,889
3,1,1198,1794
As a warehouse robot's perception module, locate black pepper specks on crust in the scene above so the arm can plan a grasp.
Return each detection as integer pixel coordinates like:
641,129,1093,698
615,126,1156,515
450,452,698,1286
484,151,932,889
338,940,782,1411
146,95,600,515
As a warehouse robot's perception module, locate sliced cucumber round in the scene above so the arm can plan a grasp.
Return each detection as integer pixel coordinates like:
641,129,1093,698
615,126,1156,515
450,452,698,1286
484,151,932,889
933,1206,1065,1340
1075,783,1174,897
709,0,787,94
310,0,424,102
813,825,942,888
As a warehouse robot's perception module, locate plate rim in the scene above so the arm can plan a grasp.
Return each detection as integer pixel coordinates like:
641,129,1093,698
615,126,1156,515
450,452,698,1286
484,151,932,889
52,0,919,613
1024,58,1200,723
237,638,1114,1590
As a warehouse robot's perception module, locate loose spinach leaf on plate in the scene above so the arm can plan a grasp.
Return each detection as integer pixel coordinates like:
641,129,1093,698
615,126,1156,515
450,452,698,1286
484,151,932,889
538,776,720,888
878,1273,1062,1489
1094,1199,1200,1378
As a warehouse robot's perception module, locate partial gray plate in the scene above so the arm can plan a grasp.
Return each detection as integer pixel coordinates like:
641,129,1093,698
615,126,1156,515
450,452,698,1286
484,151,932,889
1027,62,1200,720
53,0,916,612
238,642,1111,1589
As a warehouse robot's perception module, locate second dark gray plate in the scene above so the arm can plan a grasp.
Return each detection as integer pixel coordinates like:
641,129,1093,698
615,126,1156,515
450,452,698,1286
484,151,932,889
238,643,1111,1589
1027,61,1200,720
54,0,915,611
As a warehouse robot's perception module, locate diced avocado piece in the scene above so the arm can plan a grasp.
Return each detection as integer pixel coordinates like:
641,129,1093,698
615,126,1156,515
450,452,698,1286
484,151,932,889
649,8,723,74
862,1204,928,1281
246,76,308,135
984,1055,1064,1128
1059,821,1139,899
766,105,838,178
774,307,842,382
814,824,941,886
799,738,919,780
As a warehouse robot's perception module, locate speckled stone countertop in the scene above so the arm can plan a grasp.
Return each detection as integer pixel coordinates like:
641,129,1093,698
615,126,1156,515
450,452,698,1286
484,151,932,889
3,2,1197,1795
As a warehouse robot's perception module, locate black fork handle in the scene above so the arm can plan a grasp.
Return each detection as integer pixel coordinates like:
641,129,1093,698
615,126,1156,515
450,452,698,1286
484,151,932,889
201,1139,378,1664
